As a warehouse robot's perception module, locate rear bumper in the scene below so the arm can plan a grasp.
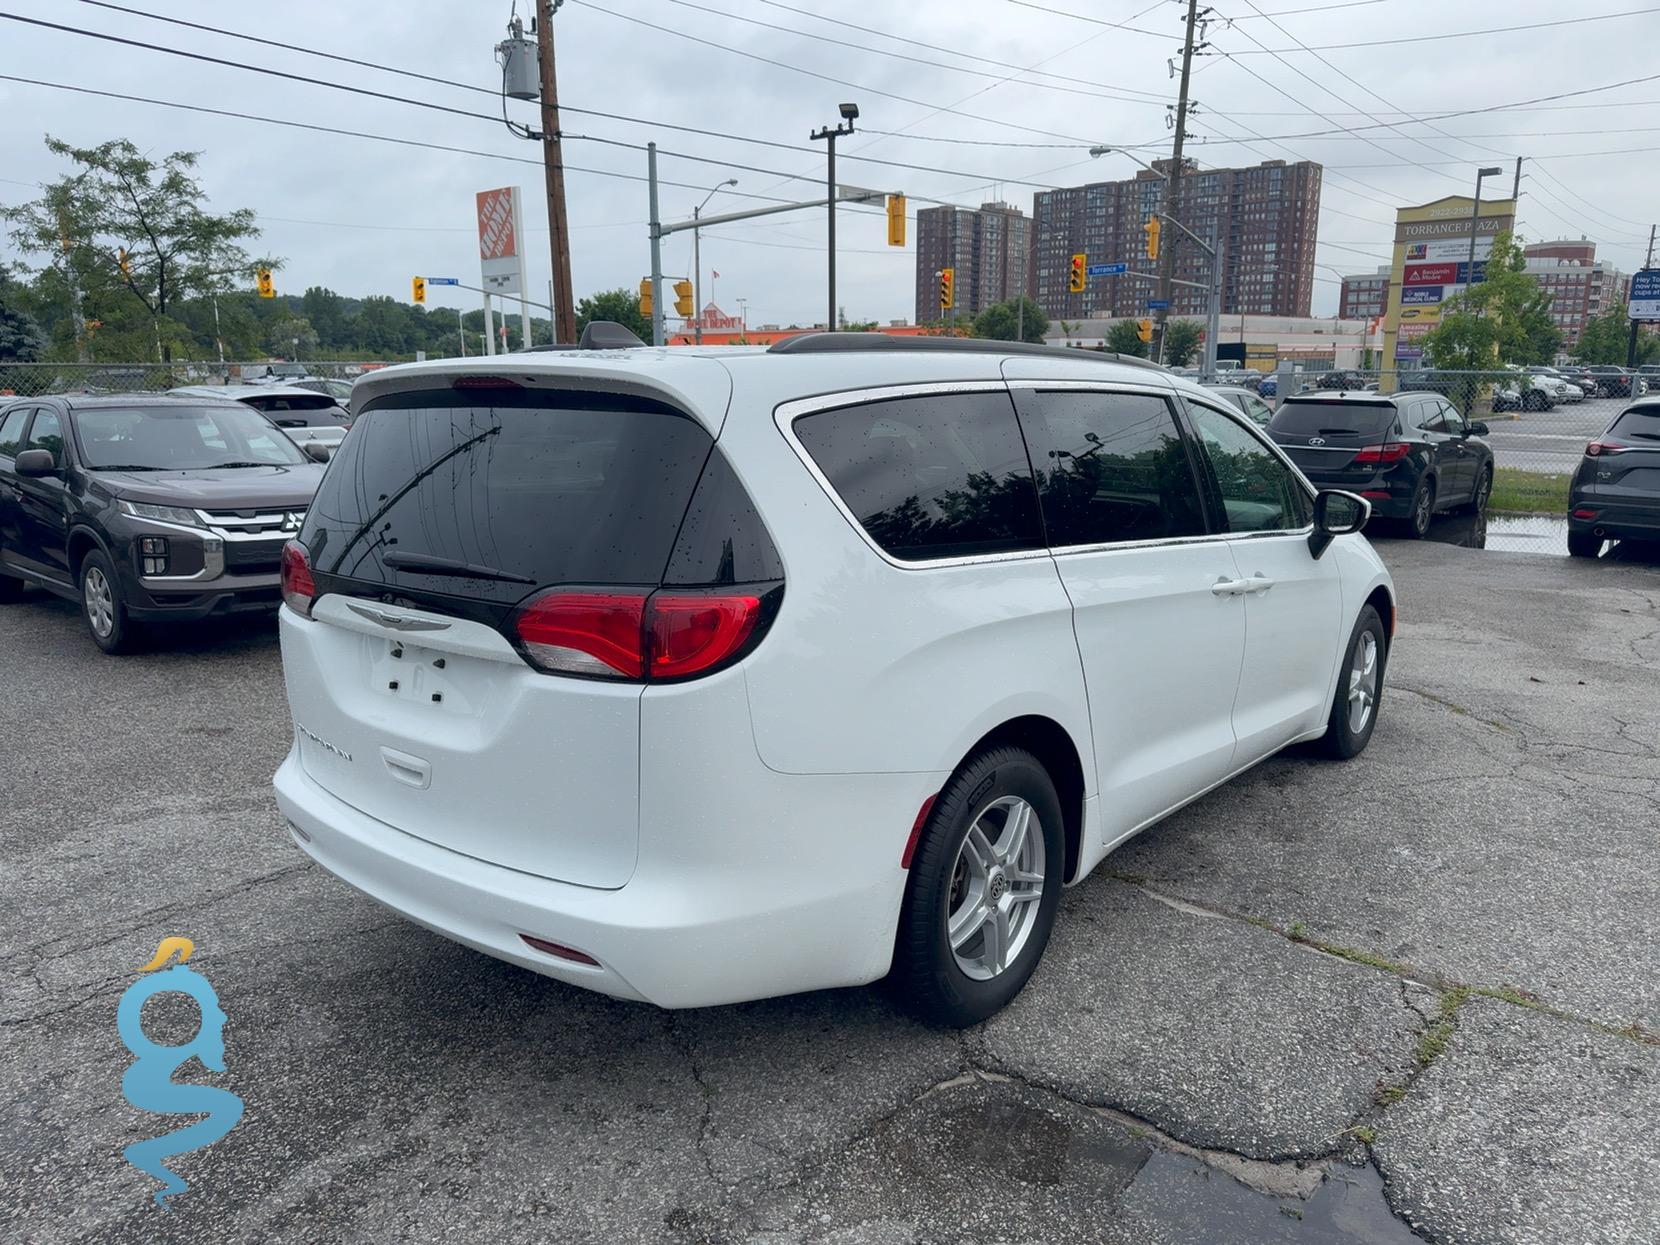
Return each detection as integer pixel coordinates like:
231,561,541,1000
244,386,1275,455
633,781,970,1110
273,750,936,1010
1568,508,1660,543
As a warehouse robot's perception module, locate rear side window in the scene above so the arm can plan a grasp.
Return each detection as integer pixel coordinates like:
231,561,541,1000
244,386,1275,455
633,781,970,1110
1013,390,1206,546
303,389,713,605
662,450,783,585
792,391,1043,561
1269,400,1398,438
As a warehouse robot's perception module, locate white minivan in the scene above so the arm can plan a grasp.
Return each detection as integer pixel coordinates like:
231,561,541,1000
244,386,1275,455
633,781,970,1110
274,332,1394,1026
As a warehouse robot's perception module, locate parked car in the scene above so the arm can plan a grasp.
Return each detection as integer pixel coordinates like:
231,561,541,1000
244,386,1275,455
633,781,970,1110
1315,369,1367,391
1257,374,1279,399
1584,365,1641,398
1266,390,1494,538
272,330,1395,1026
1491,382,1524,413
171,384,350,455
1533,368,1585,402
1202,383,1275,425
1567,396,1660,557
0,394,325,652
1526,373,1571,408
241,362,311,384
290,377,356,411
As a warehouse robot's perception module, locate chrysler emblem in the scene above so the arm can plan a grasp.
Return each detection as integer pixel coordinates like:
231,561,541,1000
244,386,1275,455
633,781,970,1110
346,603,451,632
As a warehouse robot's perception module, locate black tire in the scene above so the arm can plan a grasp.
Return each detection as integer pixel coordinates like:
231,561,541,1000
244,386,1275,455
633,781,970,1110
79,549,140,654
1523,390,1544,412
890,747,1065,1028
1462,465,1493,515
0,571,25,603
1319,605,1387,760
1568,531,1602,559
1403,476,1436,539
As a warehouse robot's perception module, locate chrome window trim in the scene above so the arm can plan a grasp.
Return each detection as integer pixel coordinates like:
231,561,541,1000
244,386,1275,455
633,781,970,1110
774,382,1053,571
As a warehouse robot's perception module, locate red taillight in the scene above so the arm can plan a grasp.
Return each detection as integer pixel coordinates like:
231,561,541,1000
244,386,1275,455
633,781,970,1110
519,934,600,966
1360,490,1391,499
280,540,316,617
511,587,771,681
514,591,648,678
1352,442,1412,464
648,592,762,679
1585,441,1630,457
1572,508,1598,520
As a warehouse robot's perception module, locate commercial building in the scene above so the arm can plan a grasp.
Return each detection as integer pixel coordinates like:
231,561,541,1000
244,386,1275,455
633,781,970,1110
912,201,1032,323
1030,158,1322,321
1339,267,1391,321
1380,194,1517,374
1045,313,1377,371
1522,240,1627,348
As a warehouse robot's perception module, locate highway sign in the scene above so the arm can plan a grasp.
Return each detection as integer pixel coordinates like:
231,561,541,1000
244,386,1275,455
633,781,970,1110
1630,269,1660,321
1086,262,1128,277
1146,299,1170,310
427,277,460,286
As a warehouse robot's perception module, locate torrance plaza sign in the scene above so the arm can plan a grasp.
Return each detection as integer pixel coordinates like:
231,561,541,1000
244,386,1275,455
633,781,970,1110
1381,195,1516,379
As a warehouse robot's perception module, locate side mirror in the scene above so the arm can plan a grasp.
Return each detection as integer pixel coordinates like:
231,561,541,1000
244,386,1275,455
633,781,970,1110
1467,421,1489,437
14,448,56,478
1308,489,1370,560
302,441,333,464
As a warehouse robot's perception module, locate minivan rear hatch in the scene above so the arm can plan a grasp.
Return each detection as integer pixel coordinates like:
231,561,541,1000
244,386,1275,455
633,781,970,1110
1268,399,1401,474
286,379,726,888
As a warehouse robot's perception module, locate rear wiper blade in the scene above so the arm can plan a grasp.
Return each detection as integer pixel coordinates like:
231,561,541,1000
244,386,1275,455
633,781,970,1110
381,552,534,584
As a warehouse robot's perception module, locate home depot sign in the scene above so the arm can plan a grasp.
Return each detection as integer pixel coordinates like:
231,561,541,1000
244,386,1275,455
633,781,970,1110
476,186,526,295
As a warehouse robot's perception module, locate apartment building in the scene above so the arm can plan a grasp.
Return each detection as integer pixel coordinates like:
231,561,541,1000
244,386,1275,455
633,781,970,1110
912,201,1033,323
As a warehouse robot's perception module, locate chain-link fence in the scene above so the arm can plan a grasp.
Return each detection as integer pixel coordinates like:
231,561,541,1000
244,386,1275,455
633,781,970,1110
1212,365,1653,515
0,360,387,400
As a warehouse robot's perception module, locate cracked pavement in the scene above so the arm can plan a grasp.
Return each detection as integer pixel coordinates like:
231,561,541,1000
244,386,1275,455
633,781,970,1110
2,537,1657,1243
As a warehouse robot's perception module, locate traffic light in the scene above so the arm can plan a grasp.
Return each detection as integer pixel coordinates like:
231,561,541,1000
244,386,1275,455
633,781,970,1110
256,267,275,299
1136,318,1154,344
886,194,907,247
1143,216,1161,261
1068,253,1087,294
638,277,653,318
673,279,695,319
939,267,954,311
411,276,427,304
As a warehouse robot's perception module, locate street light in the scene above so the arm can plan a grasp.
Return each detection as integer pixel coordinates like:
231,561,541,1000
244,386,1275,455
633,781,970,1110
810,102,859,331
1469,166,1504,299
1088,145,1168,180
692,178,739,345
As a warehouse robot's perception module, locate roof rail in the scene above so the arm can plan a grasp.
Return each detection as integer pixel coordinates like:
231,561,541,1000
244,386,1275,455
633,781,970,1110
766,332,1165,370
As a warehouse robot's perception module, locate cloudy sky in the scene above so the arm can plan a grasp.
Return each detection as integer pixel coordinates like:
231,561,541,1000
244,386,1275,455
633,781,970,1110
2,0,1657,329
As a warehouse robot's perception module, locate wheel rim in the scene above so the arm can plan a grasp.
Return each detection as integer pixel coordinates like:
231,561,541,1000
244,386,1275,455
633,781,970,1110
1476,470,1491,511
946,796,1046,982
84,567,114,638
1347,632,1379,734
1415,487,1432,533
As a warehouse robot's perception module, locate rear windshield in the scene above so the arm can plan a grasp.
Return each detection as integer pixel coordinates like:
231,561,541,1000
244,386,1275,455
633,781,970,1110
1610,408,1660,440
239,393,350,425
1269,400,1398,438
301,389,715,605
75,404,306,469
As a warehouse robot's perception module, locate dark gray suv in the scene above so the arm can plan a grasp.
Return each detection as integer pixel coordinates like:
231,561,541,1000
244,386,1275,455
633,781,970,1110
0,394,325,652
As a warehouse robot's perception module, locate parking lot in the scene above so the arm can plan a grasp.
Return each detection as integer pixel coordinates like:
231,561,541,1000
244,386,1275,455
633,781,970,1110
1484,393,1626,476
3,534,1657,1245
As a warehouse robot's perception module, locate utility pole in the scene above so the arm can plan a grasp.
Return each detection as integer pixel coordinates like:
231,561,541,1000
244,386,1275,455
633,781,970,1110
648,143,665,347
1628,224,1656,369
811,104,860,332
535,0,576,344
1153,0,1202,366
1511,156,1524,205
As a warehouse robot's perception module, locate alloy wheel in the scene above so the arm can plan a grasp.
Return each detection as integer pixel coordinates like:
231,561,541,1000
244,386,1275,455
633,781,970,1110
946,796,1046,981
84,567,115,638
1348,632,1379,734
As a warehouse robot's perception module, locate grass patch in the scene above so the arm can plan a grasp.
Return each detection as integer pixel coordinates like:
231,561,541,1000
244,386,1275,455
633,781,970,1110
1375,1085,1407,1107
1349,1125,1377,1145
1415,988,1470,1066
1288,919,1308,941
1489,467,1570,516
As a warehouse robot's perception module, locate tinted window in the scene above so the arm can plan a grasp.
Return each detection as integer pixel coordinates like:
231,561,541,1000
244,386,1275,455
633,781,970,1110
1414,400,1447,433
663,449,783,585
1439,402,1467,436
793,391,1042,561
239,394,350,425
1610,408,1660,439
1188,404,1310,533
1243,394,1274,426
1269,400,1398,438
75,405,305,469
304,389,713,605
25,410,65,460
1015,390,1205,546
0,407,30,457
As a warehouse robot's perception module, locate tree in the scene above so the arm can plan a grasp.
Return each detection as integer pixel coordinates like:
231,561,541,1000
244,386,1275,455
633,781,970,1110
1105,319,1148,357
1574,302,1658,366
1162,319,1204,367
0,266,47,363
262,315,319,360
575,288,650,342
3,137,270,362
971,296,1048,343
1421,231,1557,371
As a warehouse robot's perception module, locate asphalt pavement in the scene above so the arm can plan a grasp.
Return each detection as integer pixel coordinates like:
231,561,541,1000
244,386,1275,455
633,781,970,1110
2,534,1657,1244
1484,393,1623,475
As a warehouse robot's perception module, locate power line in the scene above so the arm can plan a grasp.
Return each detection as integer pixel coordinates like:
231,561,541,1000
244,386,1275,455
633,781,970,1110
1221,7,1660,53
999,0,1175,36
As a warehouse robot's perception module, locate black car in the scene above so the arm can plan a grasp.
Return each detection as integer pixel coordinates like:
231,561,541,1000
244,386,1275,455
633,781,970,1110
0,394,326,652
1583,366,1641,399
1266,391,1494,538
1568,397,1660,557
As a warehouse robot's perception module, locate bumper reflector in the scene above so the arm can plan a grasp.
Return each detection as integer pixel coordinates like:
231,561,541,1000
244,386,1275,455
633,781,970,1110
520,934,601,966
